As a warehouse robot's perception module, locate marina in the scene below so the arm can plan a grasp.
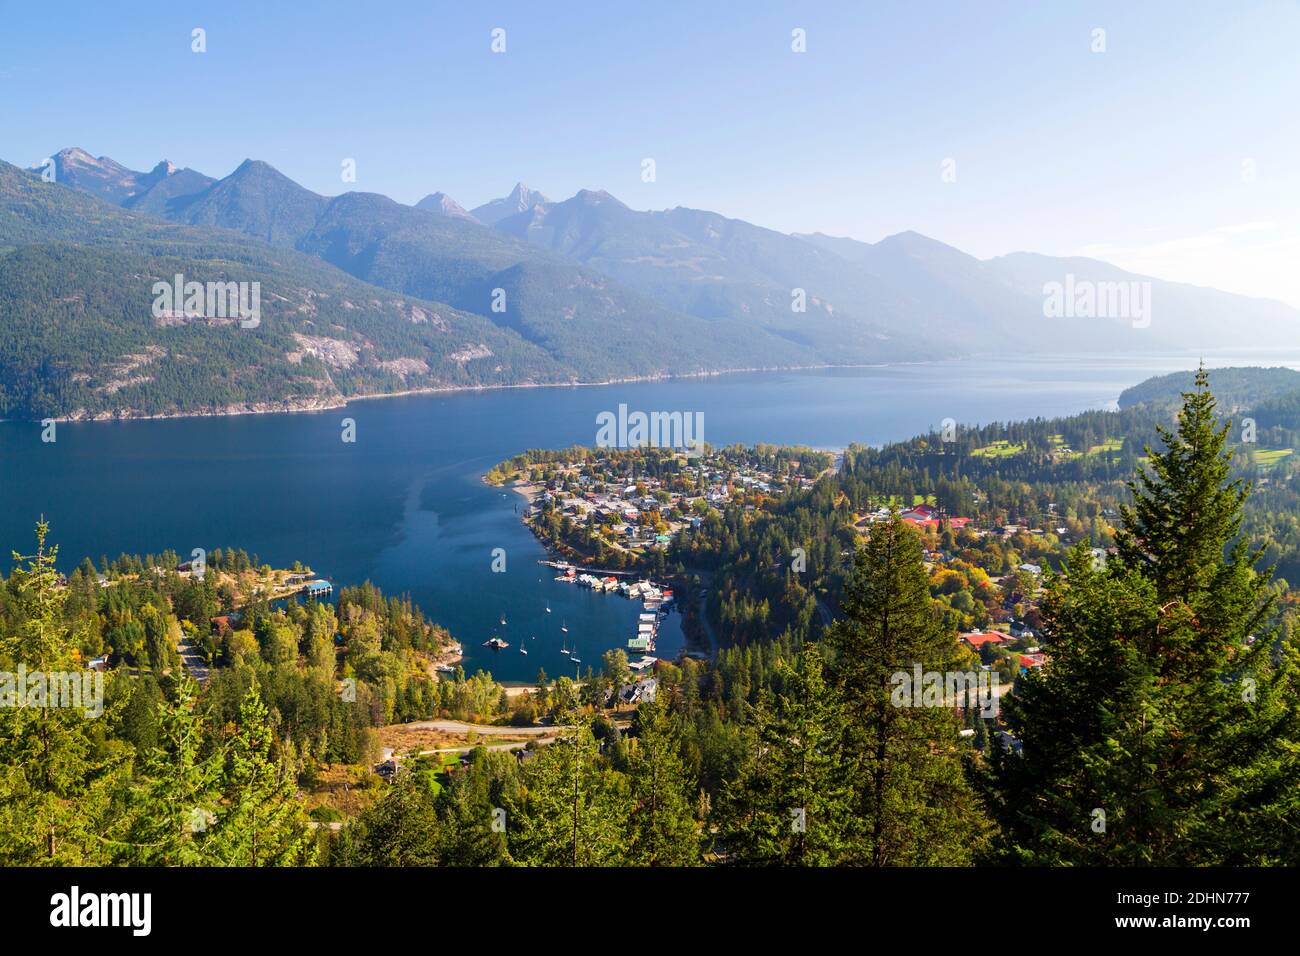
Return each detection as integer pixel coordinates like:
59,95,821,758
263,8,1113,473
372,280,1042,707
543,563,675,653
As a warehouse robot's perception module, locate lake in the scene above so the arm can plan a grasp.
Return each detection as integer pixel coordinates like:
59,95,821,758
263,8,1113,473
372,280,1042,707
3,350,1296,681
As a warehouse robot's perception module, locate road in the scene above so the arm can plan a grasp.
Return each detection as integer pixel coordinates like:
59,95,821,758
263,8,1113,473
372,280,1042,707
504,682,584,699
177,635,210,683
383,711,636,769
414,738,559,757
815,598,833,628
396,719,562,736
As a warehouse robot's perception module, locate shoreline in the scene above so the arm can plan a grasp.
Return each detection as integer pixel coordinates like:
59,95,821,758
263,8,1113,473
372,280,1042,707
506,479,543,503
8,347,1226,425
20,358,959,425
495,472,716,664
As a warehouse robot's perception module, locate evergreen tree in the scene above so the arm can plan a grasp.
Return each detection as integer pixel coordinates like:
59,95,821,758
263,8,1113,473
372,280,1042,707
507,720,628,866
436,748,517,866
213,688,316,866
338,770,441,866
118,674,163,753
716,645,851,865
625,699,701,865
114,676,226,865
1117,364,1251,605
825,515,990,865
0,523,127,864
987,371,1300,863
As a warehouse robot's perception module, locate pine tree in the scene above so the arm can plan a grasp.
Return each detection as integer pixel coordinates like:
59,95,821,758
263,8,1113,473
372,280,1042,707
716,645,851,865
0,522,127,864
625,698,701,865
1117,364,1250,605
435,748,517,866
825,514,991,865
507,719,628,866
113,675,226,865
987,370,1300,864
213,687,316,866
339,769,441,866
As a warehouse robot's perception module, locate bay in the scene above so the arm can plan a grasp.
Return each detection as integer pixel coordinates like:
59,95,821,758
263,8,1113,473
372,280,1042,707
3,350,1296,681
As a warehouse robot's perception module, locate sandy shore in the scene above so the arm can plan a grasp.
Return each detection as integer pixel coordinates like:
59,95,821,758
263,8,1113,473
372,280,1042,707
508,480,543,504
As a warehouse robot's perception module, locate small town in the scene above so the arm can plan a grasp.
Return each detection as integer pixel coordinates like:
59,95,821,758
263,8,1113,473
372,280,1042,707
491,443,1081,694
495,444,832,559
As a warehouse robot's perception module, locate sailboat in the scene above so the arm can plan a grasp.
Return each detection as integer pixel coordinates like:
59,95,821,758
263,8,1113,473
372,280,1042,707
560,632,570,656
567,623,581,663
500,613,507,626
545,603,552,613
560,619,568,633
519,642,528,656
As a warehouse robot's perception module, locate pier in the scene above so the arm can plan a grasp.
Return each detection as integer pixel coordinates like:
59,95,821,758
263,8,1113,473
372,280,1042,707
537,560,638,578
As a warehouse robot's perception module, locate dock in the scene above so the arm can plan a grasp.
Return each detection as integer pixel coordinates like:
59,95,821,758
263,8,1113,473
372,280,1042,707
628,607,663,653
538,560,638,578
302,579,333,599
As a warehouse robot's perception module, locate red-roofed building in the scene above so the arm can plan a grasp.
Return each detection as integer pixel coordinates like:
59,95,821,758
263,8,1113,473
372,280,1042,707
1019,653,1047,670
901,513,971,530
961,631,1010,649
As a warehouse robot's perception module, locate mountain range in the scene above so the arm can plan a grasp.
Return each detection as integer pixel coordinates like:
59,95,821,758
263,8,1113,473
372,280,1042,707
3,145,1296,420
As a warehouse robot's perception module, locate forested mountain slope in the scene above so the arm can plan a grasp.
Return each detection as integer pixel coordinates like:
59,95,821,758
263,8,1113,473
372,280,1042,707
0,161,571,419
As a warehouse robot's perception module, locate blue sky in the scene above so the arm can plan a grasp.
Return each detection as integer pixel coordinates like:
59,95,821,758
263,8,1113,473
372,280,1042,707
3,0,1298,305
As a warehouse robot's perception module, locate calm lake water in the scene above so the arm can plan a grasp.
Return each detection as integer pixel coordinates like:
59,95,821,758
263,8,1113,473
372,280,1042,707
3,351,1297,681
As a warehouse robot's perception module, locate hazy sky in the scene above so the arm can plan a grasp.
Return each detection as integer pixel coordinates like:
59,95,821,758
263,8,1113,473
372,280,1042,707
3,1,1298,306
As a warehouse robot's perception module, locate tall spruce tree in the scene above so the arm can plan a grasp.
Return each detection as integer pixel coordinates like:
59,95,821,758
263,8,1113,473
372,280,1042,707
986,369,1300,864
507,719,628,866
435,748,517,866
715,645,851,865
337,769,442,866
1116,364,1251,604
114,675,227,865
0,523,127,864
625,699,702,865
825,515,991,865
213,688,316,866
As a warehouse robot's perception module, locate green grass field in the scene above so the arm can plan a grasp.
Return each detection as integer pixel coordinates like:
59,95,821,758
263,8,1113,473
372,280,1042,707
881,494,938,507
1253,448,1294,469
971,440,1026,458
